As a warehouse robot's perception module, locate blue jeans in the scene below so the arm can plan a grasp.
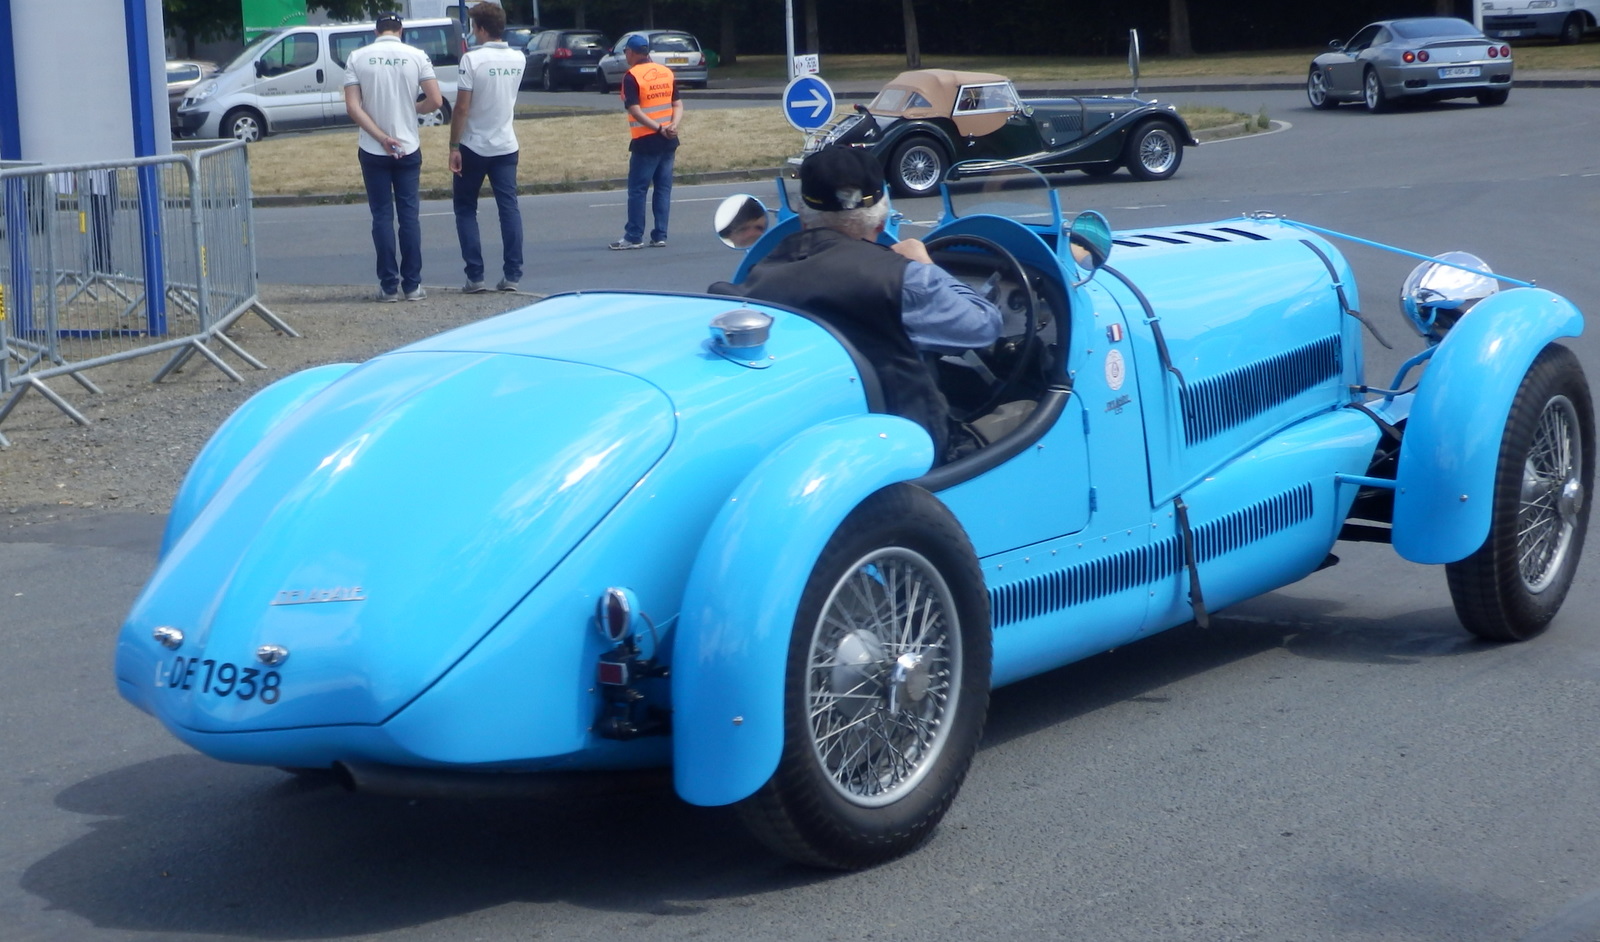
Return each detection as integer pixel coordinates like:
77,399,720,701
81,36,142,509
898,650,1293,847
358,147,423,293
624,147,674,244
452,146,523,283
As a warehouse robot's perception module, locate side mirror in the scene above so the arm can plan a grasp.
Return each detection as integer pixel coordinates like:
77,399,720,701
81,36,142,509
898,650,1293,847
1067,210,1112,283
1328,39,1342,50
254,60,267,77
713,194,770,249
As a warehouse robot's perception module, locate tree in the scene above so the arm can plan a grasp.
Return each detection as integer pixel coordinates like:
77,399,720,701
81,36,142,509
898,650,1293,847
309,0,393,20
804,0,818,53
902,0,920,69
1169,0,1193,56
162,0,241,57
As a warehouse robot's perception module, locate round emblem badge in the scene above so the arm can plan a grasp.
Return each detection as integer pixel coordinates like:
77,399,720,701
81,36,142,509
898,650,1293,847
1104,349,1126,391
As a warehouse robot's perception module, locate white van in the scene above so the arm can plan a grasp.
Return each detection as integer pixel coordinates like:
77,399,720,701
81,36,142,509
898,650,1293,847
174,18,464,142
1483,0,1597,43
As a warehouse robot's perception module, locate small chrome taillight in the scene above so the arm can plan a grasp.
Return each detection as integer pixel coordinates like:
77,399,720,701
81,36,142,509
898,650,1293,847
596,587,638,645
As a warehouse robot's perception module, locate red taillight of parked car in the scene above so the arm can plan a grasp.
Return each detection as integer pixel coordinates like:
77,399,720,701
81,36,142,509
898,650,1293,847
1501,45,1512,57
553,47,572,58
1403,50,1416,63
1488,45,1500,57
1418,50,1430,62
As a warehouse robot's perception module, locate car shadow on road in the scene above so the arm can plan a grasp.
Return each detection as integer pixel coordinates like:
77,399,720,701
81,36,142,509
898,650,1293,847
23,752,819,938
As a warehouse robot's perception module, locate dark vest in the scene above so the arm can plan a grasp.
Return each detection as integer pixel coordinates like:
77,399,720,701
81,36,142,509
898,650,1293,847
725,228,950,456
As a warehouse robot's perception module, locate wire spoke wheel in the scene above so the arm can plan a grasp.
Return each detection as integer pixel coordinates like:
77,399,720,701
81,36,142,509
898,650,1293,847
1516,395,1582,592
1124,120,1183,180
1448,345,1593,642
888,140,947,197
735,485,990,870
807,548,960,807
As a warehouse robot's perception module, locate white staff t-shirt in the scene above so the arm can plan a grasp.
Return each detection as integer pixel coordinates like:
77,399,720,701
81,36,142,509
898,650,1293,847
456,41,523,157
343,35,437,157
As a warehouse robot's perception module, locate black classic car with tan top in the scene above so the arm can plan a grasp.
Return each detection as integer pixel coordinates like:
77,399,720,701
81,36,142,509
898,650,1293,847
798,70,1198,198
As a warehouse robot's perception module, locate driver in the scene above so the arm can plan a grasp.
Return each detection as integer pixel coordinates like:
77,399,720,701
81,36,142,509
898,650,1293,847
713,146,1002,462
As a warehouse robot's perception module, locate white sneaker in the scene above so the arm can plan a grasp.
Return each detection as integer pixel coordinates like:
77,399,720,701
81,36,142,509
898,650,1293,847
404,286,427,301
463,280,487,294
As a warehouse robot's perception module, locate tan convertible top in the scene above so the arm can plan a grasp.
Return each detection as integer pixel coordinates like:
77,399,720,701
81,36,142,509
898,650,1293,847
878,69,1010,117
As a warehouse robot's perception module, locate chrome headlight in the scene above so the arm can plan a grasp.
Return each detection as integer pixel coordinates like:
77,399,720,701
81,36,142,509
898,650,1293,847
1400,251,1498,341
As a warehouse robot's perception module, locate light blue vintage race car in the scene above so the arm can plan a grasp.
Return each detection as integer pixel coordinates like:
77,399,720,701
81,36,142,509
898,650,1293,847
116,164,1591,870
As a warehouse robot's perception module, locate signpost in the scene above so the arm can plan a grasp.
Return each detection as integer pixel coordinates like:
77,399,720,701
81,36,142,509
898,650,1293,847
781,74,836,133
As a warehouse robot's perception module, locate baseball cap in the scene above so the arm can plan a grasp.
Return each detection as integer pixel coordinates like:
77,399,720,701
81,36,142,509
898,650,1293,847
624,34,651,53
376,13,403,31
799,146,885,212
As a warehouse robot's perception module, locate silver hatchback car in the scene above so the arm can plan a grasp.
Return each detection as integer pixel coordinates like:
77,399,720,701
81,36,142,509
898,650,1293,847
1307,17,1514,112
596,29,708,92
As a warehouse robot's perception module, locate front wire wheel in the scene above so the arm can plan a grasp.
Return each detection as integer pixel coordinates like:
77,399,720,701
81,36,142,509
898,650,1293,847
1447,344,1593,642
1363,67,1390,113
1124,120,1182,181
736,485,991,869
887,139,948,198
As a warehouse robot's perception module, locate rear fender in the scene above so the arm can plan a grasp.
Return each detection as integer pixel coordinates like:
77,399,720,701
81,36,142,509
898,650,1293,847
1392,288,1582,563
671,414,935,806
161,363,357,557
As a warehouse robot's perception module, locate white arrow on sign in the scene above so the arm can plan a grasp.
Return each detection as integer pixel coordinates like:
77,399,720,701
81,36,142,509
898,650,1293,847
790,88,829,118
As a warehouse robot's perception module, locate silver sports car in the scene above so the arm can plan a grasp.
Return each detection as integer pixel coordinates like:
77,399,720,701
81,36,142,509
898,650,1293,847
1307,17,1514,112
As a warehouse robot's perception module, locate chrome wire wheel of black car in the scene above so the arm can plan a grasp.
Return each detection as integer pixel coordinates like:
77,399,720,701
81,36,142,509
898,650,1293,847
1447,345,1593,642
736,485,991,870
887,138,948,198
1307,66,1336,110
1124,119,1183,181
1363,67,1390,113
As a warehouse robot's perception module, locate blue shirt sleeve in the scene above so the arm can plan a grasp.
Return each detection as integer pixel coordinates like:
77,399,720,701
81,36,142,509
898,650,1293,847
900,261,1004,350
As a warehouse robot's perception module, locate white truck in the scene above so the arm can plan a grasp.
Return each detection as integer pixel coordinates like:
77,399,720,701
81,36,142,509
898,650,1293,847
1482,0,1597,43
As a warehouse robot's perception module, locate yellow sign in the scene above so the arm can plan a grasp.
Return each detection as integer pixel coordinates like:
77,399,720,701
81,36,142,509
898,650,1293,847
0,283,6,322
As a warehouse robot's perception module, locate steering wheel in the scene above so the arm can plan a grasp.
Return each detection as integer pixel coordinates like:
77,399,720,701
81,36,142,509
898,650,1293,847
923,233,1040,421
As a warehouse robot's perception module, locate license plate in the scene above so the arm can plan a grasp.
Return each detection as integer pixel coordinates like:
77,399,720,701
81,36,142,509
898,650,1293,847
666,56,687,65
1494,29,1523,37
1439,66,1481,79
580,66,595,72
165,655,283,703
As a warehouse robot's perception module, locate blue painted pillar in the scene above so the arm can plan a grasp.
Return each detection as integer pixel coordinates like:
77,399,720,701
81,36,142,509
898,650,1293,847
125,0,167,333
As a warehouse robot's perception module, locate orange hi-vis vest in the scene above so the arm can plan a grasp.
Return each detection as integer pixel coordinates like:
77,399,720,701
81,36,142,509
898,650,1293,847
623,61,675,139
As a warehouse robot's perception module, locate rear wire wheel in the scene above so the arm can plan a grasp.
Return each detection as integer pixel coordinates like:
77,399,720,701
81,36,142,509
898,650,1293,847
736,485,991,869
1446,344,1593,641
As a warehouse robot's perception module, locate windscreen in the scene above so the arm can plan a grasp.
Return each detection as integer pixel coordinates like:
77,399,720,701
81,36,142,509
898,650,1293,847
1390,18,1483,39
944,161,1059,230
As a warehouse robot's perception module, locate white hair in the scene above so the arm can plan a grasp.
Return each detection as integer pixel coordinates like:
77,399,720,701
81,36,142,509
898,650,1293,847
799,198,890,241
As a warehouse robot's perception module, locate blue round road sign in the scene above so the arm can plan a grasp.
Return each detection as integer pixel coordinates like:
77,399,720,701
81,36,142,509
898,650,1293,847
782,75,836,132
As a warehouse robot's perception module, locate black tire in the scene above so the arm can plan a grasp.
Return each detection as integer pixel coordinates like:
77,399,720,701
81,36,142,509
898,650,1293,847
595,70,611,94
886,137,948,199
1362,67,1389,113
735,485,991,870
1123,119,1183,181
1080,162,1119,178
1478,88,1510,107
222,107,264,143
1560,13,1584,44
1446,344,1593,642
1307,66,1337,110
541,64,556,92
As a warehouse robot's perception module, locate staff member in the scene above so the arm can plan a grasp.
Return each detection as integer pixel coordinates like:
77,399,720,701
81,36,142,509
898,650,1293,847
608,34,681,250
344,14,442,302
450,2,524,293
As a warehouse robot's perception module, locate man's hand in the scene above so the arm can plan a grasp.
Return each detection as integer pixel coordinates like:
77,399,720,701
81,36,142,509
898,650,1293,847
449,148,463,174
891,238,934,265
660,121,678,139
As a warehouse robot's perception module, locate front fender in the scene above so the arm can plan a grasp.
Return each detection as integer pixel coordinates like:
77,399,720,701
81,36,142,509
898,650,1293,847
161,363,357,557
671,414,935,806
1393,288,1583,563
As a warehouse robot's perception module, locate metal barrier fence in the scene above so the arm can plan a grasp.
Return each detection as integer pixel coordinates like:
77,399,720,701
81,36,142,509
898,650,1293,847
0,140,297,447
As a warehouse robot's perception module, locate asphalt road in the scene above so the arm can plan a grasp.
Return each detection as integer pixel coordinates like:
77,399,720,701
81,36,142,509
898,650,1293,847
5,87,1600,942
